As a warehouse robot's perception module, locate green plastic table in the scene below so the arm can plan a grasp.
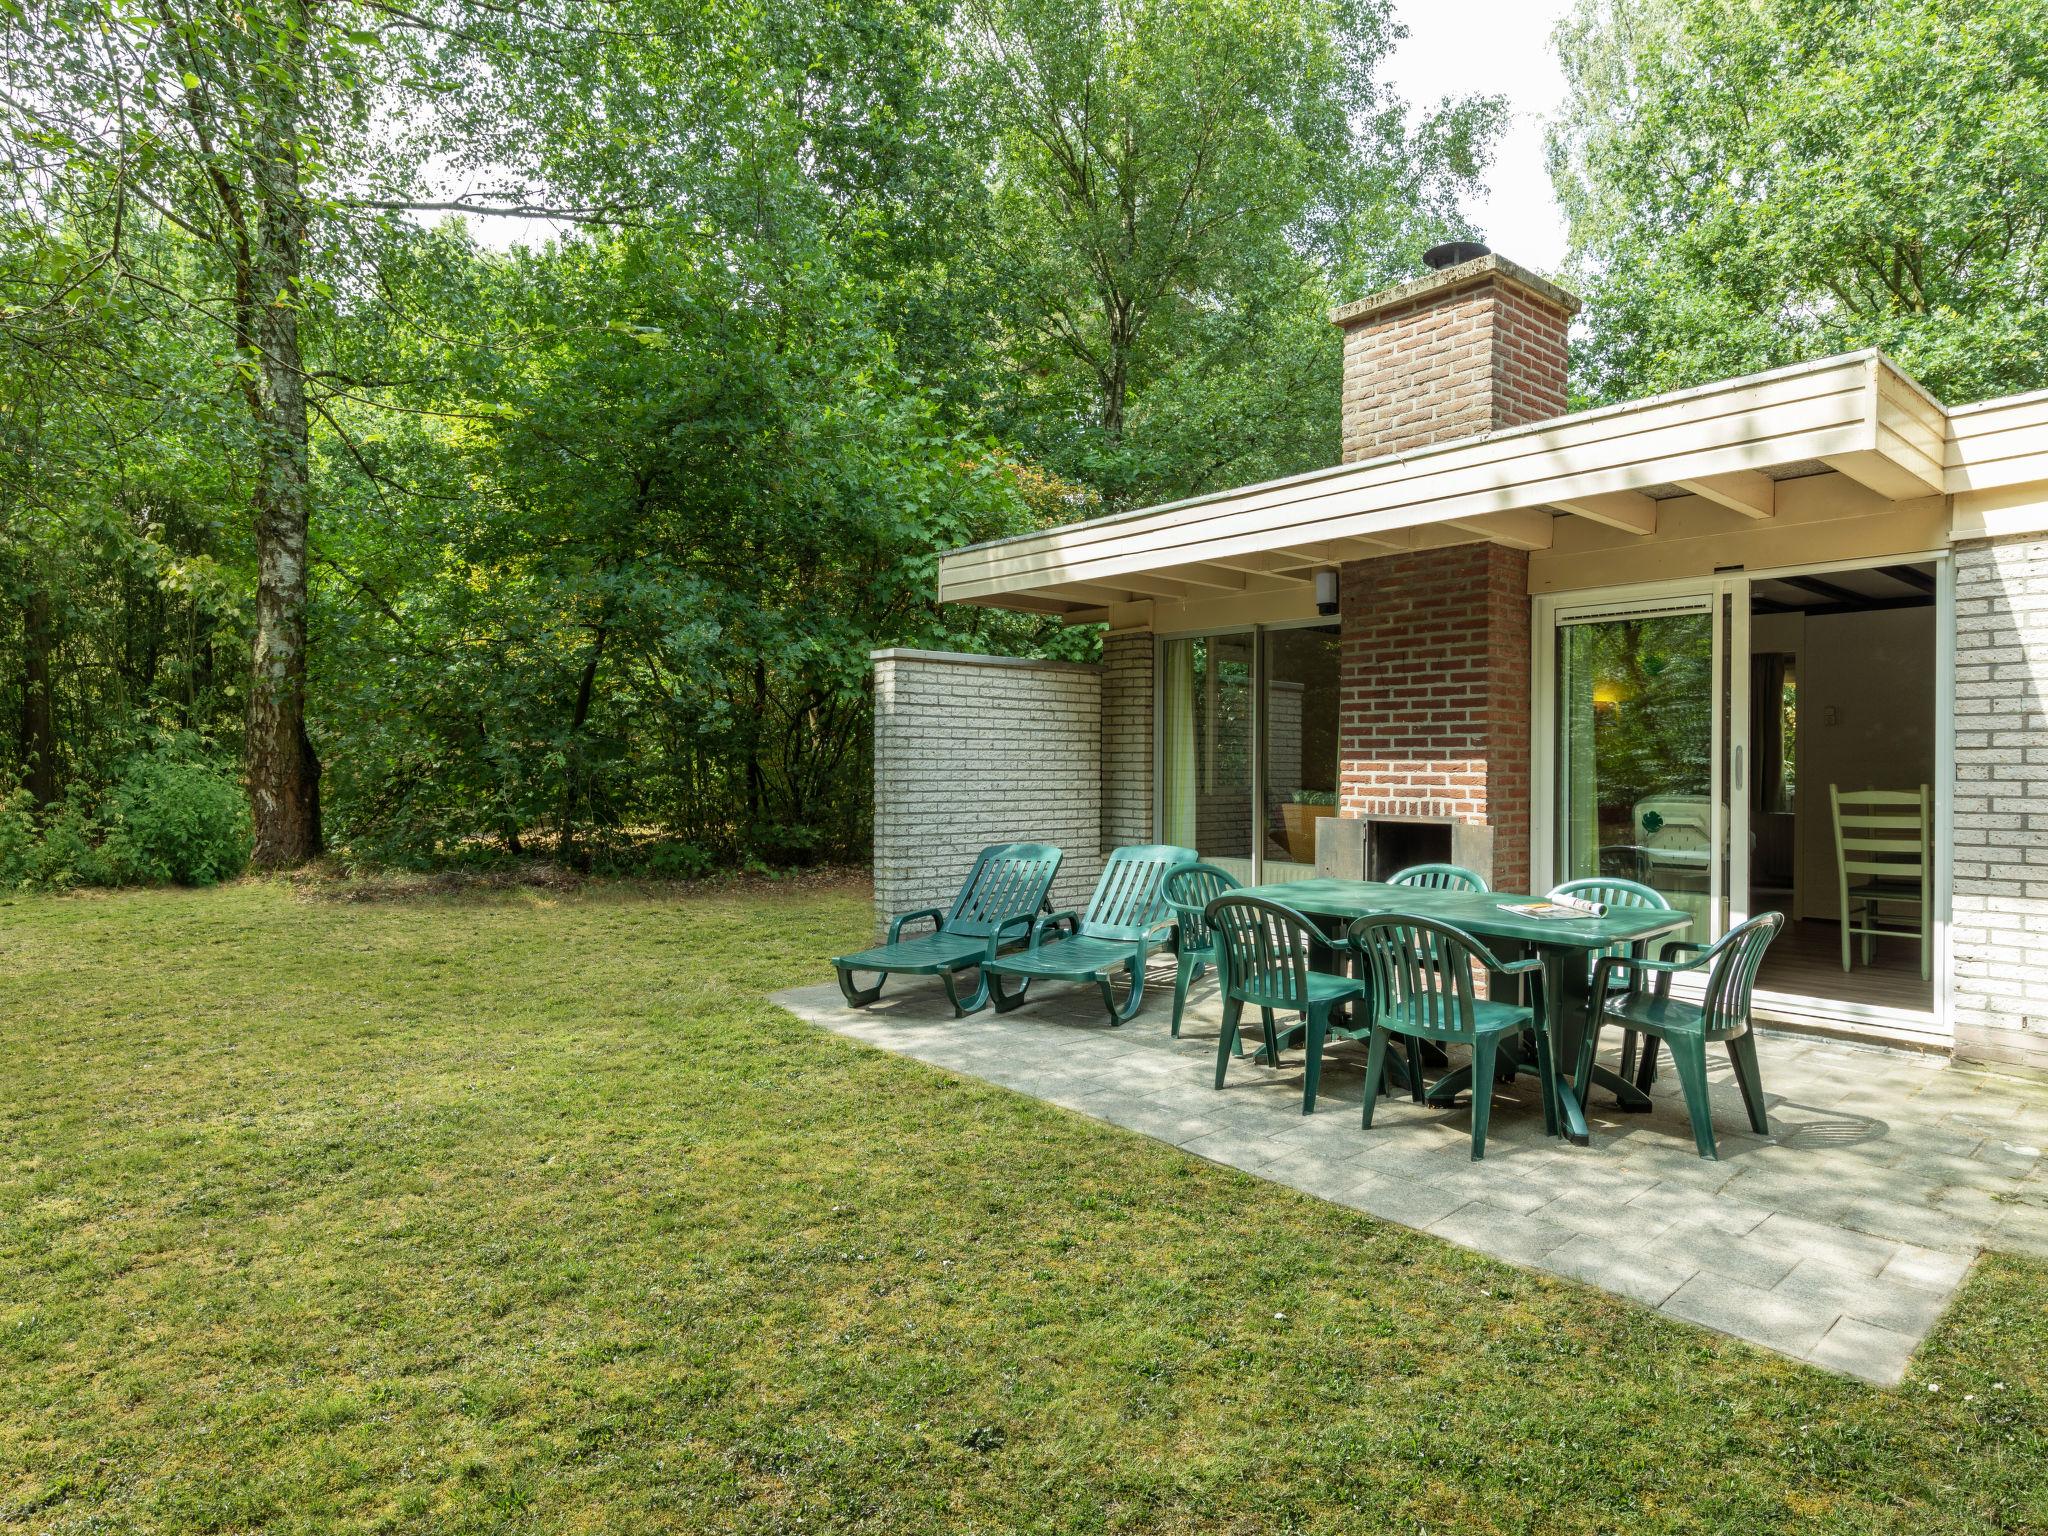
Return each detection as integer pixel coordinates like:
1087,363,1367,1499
1235,878,1693,1146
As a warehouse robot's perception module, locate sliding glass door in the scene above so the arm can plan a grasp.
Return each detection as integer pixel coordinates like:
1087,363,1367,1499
1544,588,1746,944
1158,624,1341,884
1160,633,1255,879
1260,625,1343,882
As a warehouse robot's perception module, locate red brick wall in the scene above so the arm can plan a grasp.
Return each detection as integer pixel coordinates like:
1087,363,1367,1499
1337,274,1572,464
1337,543,1532,893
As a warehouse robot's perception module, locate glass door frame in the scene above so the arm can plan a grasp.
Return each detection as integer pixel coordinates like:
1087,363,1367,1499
1152,617,1340,885
1530,575,1751,943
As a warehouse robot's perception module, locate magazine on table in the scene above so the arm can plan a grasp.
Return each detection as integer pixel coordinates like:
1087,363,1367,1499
1502,892,1609,920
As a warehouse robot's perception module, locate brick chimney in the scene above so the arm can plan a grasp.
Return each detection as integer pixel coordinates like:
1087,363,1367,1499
1328,248,1580,897
1330,249,1579,463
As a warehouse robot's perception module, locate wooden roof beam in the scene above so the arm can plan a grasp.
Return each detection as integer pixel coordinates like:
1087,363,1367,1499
1552,490,1658,535
1676,471,1776,519
1447,509,1555,550
1111,572,1211,599
1881,563,1936,594
1031,580,1144,605
1823,449,1943,500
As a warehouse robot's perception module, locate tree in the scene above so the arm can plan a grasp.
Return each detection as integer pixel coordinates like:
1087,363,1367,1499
1550,0,2048,407
0,1,588,864
960,0,1501,507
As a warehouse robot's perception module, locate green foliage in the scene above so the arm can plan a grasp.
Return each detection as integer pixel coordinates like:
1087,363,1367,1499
962,0,1501,507
0,0,1501,876
98,750,252,887
1551,0,2048,404
0,743,249,888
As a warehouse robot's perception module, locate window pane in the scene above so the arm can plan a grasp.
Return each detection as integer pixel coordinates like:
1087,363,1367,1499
1160,633,1253,880
1556,611,1717,937
1260,625,1341,883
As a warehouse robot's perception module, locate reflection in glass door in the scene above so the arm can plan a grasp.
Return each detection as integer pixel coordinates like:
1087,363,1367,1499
1260,625,1343,883
1554,599,1725,941
1160,633,1255,881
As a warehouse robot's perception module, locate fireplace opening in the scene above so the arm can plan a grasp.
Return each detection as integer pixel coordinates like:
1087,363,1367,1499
1368,819,1453,881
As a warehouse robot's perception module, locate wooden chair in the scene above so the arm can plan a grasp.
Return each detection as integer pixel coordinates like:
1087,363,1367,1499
1346,914,1556,1160
1549,876,1674,1086
1387,863,1487,893
1162,862,1241,1038
1831,785,1932,981
1207,895,1371,1114
986,844,1196,1024
1583,912,1785,1160
832,843,1063,1015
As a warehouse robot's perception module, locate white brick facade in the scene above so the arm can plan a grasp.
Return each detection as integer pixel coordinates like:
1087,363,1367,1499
1951,535,2048,1074
1100,633,1154,850
870,649,1102,932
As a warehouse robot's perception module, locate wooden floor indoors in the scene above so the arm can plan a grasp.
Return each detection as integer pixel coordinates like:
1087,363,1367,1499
1752,911,1933,1013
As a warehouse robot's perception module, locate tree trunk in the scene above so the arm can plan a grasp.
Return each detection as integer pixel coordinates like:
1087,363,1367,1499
242,14,321,867
19,586,58,805
558,622,607,871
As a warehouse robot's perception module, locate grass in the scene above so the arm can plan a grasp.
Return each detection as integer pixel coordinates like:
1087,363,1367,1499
0,878,2043,1535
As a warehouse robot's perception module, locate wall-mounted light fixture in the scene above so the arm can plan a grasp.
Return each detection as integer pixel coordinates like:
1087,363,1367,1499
1314,568,1339,616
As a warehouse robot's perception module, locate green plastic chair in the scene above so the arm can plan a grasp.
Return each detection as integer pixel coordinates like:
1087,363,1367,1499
1207,894,1371,1114
1388,863,1488,893
1162,862,1241,1038
831,843,1063,1016
1347,914,1557,1160
1549,876,1674,1086
986,844,1197,1024
1583,912,1786,1159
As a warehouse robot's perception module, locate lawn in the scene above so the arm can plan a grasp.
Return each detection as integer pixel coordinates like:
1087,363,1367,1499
1,879,2043,1535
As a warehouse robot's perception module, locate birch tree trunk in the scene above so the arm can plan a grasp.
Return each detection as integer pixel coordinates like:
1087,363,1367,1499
241,9,322,866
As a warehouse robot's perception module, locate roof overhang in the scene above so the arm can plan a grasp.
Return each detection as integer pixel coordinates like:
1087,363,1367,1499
937,350,1951,618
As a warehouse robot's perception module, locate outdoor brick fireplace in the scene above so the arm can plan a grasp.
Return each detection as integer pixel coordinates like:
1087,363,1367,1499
1324,250,1573,895
1335,542,1531,892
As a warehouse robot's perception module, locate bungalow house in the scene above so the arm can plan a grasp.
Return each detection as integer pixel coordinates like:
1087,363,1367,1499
871,247,2048,1075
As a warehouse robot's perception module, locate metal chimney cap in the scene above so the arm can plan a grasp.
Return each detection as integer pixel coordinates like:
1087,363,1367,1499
1422,240,1491,271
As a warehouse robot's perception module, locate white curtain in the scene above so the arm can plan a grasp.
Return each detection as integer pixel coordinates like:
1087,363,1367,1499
1160,639,1197,848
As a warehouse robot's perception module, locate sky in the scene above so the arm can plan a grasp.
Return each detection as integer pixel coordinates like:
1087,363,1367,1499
1385,0,1577,272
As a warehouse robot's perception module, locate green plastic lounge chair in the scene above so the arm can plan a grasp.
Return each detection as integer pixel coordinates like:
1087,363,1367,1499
832,842,1063,1016
986,844,1196,1024
1208,894,1372,1114
1549,876,1674,1087
1347,914,1557,1160
1582,912,1785,1159
1162,862,1241,1038
1387,863,1488,893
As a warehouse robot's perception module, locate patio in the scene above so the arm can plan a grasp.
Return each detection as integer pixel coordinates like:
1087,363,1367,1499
776,962,2048,1386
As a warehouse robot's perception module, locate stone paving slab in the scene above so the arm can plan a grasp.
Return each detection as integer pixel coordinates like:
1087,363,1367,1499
772,966,2048,1386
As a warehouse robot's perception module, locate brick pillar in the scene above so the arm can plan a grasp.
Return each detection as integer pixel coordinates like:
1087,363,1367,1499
1337,544,1531,893
1950,535,2048,1072
1099,632,1155,850
1321,252,1565,894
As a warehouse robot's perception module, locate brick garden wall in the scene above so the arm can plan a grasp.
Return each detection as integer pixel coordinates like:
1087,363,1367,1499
1950,536,2048,1073
1336,543,1532,893
870,649,1102,933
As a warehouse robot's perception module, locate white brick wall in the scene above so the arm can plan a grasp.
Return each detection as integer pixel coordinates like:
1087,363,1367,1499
1951,535,2048,1074
1100,633,1154,850
871,649,1102,933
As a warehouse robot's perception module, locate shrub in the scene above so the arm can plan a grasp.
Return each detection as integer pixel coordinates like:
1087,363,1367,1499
31,791,115,888
99,754,252,886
